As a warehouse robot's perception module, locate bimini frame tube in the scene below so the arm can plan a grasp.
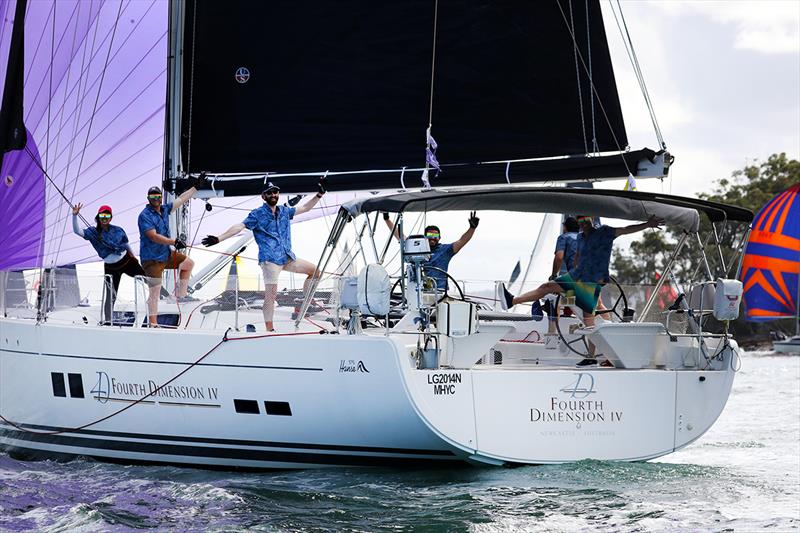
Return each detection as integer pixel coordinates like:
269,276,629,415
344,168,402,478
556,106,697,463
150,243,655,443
638,232,690,322
294,208,350,328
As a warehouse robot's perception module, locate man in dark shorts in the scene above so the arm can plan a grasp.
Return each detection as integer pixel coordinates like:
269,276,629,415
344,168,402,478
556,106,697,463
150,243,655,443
499,214,663,361
138,184,199,326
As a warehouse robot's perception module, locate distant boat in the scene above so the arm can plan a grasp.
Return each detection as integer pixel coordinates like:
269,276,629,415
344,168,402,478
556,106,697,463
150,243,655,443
742,184,800,354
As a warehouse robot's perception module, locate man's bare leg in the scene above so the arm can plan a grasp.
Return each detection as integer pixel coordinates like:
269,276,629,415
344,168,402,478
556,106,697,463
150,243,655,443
263,283,278,331
175,257,195,298
511,281,563,306
147,282,160,326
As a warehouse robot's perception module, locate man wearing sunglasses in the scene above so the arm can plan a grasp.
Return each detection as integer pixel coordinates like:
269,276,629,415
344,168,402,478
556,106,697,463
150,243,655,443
383,211,480,291
499,214,663,364
72,203,145,325
138,184,199,326
201,178,327,332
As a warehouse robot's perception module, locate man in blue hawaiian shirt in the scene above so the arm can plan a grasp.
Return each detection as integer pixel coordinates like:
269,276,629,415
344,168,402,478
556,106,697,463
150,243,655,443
499,214,663,363
383,212,479,291
552,217,579,278
202,178,327,332
138,184,199,327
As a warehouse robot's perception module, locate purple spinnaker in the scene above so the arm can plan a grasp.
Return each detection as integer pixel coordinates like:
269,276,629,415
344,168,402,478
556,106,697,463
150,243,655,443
1,0,168,269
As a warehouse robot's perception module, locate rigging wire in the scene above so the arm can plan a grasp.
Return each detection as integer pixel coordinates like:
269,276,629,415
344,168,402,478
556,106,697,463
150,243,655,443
568,0,589,154
53,0,125,267
585,0,598,154
608,0,665,149
554,0,631,176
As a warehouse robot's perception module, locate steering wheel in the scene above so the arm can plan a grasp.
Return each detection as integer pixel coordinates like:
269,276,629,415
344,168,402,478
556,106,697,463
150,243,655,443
552,293,595,357
388,267,466,306
552,278,629,358
424,267,466,303
593,276,634,322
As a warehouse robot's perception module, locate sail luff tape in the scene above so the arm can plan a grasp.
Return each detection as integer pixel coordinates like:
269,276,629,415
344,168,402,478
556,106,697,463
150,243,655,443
506,162,511,184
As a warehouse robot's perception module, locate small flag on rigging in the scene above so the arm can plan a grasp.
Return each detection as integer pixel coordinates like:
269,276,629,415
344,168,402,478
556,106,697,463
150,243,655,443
623,173,638,191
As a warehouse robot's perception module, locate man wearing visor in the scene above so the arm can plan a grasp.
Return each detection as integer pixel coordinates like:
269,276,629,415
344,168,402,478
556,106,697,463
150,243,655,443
499,214,663,363
138,183,200,326
201,178,327,332
384,211,480,291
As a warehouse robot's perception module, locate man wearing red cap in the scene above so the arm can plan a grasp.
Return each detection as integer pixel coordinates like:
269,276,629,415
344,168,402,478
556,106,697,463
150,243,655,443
72,203,145,325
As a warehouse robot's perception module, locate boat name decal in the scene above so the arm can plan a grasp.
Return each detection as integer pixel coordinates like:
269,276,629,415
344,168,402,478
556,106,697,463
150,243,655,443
529,373,623,429
90,371,219,404
339,360,370,373
427,372,462,395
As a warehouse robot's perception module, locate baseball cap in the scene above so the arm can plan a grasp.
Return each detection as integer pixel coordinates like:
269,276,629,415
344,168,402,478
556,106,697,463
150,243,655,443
97,205,112,215
262,181,280,194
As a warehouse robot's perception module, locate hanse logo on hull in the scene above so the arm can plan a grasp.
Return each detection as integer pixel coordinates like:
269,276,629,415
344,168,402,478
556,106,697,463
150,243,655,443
339,360,370,373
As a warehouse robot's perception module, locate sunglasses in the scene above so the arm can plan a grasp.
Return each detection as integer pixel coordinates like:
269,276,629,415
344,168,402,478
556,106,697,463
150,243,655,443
97,213,112,220
147,194,162,201
577,217,593,224
425,232,441,239
263,190,280,196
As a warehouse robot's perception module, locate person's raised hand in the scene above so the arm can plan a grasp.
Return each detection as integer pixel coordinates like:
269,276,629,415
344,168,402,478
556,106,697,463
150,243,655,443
647,215,665,229
72,203,83,216
201,235,219,247
468,211,480,228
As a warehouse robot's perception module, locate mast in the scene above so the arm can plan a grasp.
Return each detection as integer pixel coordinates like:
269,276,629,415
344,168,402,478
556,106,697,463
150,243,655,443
163,0,186,293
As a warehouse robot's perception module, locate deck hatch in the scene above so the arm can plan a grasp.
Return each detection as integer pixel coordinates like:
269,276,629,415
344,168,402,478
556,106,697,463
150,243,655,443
67,373,85,398
51,373,66,397
264,401,292,416
233,399,260,414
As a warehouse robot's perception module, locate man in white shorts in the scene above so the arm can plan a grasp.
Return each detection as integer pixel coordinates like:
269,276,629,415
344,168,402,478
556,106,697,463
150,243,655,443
202,178,326,331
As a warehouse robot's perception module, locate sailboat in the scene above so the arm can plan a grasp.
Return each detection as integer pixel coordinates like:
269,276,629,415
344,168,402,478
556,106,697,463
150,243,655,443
0,1,753,468
742,184,800,354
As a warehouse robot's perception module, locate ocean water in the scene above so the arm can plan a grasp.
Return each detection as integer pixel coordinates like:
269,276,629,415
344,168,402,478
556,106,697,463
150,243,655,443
1,351,798,532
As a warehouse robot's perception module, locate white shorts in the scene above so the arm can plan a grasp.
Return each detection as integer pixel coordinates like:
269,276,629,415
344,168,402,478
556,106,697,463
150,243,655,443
259,259,315,284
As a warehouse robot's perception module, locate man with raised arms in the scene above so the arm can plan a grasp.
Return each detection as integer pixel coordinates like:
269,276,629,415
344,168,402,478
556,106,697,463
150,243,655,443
499,214,664,364
202,178,327,332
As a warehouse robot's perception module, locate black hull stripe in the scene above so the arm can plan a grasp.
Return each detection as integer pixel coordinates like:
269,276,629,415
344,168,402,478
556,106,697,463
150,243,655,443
0,429,459,467
4,423,456,456
0,348,323,371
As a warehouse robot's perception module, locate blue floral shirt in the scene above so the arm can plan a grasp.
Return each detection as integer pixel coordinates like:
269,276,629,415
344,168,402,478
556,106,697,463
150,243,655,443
81,225,130,260
570,225,617,283
424,243,455,290
243,204,296,265
554,231,578,275
138,202,173,262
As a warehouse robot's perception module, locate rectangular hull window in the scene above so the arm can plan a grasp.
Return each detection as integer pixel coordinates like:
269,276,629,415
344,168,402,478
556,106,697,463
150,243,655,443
233,399,260,414
67,373,85,398
51,373,66,397
264,401,292,416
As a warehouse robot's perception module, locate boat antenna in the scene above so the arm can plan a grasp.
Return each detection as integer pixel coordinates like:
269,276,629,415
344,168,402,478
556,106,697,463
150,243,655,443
608,0,666,150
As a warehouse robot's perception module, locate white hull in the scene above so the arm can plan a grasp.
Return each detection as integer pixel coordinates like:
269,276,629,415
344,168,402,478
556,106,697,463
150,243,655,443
0,314,737,469
773,336,800,354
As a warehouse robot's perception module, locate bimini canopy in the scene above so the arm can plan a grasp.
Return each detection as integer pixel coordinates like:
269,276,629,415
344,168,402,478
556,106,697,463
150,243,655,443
342,187,754,233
